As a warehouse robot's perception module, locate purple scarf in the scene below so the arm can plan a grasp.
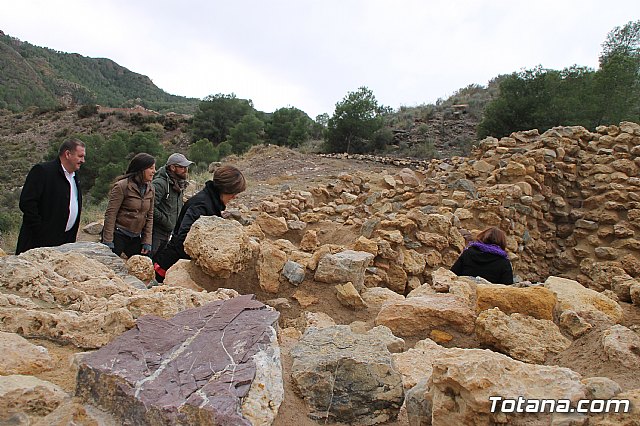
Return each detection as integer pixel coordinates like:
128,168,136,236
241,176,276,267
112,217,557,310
467,241,508,258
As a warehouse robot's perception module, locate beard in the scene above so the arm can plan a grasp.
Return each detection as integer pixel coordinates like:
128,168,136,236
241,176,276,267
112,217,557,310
169,167,188,180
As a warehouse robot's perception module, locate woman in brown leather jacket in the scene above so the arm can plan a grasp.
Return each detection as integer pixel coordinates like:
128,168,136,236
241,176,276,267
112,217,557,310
102,153,156,258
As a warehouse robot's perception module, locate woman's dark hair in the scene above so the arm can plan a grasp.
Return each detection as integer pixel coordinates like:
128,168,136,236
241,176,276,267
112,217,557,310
475,227,507,250
115,152,155,183
212,165,246,194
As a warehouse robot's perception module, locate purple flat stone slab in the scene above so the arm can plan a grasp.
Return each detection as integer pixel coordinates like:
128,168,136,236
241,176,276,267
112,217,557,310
76,294,279,425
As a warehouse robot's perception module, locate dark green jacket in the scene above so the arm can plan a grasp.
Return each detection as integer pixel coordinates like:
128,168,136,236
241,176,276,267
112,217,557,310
152,166,184,234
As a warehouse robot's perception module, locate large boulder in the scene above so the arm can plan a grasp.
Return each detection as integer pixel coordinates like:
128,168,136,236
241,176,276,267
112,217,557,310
476,283,557,320
475,308,572,364
601,325,640,369
0,331,53,375
314,250,375,289
184,215,256,279
0,247,238,348
419,348,586,425
375,294,476,338
0,375,68,417
544,276,623,325
291,325,404,424
76,295,283,425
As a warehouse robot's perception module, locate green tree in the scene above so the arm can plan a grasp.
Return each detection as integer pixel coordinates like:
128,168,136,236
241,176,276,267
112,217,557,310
478,21,640,138
191,93,255,144
325,87,391,153
127,131,164,160
599,20,640,66
189,138,219,166
594,20,640,125
265,107,312,147
217,141,233,159
89,135,130,200
226,114,265,154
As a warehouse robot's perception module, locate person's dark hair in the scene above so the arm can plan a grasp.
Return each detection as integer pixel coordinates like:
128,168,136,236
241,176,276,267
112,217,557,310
475,227,507,250
212,165,246,194
115,153,155,183
58,138,85,157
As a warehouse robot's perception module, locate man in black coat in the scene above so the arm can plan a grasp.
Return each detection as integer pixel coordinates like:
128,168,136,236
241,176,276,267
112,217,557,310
16,139,86,254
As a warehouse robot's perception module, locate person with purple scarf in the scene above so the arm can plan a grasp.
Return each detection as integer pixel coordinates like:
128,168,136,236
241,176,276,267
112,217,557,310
451,227,514,284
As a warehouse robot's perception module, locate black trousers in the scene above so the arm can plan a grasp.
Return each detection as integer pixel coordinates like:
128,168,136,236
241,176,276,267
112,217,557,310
112,230,144,258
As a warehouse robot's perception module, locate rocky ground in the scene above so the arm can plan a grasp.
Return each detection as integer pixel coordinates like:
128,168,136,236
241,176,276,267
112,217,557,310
3,128,640,424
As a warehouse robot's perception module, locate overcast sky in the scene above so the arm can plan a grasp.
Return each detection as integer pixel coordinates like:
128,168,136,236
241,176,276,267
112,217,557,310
3,1,639,118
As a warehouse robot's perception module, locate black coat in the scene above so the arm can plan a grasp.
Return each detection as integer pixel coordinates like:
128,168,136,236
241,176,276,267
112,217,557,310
154,180,225,270
16,158,82,254
450,246,513,284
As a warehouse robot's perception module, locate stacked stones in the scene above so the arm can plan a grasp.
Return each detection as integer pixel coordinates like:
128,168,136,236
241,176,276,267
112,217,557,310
251,122,640,296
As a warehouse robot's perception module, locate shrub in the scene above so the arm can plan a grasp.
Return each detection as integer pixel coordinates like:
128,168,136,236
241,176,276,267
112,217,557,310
78,104,99,118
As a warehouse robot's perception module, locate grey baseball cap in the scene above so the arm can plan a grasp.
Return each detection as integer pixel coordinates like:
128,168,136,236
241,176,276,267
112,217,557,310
166,153,194,167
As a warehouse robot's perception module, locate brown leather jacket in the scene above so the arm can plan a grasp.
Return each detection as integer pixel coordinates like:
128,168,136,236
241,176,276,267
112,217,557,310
103,178,154,245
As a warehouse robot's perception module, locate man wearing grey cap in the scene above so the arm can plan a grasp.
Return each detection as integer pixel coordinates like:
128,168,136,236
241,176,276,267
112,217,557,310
150,153,193,257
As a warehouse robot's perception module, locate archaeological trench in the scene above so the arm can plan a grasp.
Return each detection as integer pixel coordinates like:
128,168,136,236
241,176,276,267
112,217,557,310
1,122,640,425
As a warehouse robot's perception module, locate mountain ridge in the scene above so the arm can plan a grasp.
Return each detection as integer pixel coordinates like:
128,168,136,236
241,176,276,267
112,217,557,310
0,31,200,114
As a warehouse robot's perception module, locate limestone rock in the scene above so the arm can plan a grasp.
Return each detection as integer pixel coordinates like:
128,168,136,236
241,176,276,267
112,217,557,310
477,283,556,320
545,276,623,324
475,308,572,364
431,268,477,307
335,282,367,310
291,325,404,424
125,254,154,283
361,286,405,309
0,331,53,375
76,295,283,425
559,310,593,338
365,325,405,353
314,250,374,289
0,247,238,348
257,240,287,293
601,324,640,369
353,235,378,255
299,229,319,251
33,400,119,425
375,294,476,337
292,289,319,308
582,377,622,400
256,211,289,236
588,388,640,425
426,349,586,425
631,282,640,307
0,375,68,416
183,215,255,279
82,221,103,235
392,338,463,390
296,311,337,331
51,242,130,279
164,259,204,291
407,283,437,298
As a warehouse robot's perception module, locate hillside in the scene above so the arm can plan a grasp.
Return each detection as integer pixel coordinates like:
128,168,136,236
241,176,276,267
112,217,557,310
0,31,200,114
0,106,192,193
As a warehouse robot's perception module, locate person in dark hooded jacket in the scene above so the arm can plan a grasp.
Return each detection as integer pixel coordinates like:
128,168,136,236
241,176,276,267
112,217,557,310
451,226,513,284
153,165,246,283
